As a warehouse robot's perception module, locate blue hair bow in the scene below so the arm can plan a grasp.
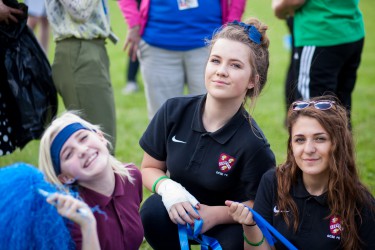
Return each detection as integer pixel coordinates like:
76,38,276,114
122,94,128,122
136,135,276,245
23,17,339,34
230,20,262,45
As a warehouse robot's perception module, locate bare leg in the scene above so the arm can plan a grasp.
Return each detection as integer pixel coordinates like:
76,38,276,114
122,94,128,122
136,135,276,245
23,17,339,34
27,15,38,30
26,15,50,54
39,16,50,53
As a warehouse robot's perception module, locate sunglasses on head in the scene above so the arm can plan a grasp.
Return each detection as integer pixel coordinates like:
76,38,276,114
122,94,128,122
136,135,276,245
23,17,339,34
292,100,336,111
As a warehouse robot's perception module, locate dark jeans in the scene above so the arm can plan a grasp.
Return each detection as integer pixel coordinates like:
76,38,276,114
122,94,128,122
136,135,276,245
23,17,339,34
127,57,139,82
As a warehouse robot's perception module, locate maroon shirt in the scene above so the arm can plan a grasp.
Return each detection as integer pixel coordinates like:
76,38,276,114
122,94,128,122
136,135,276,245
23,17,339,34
70,164,144,250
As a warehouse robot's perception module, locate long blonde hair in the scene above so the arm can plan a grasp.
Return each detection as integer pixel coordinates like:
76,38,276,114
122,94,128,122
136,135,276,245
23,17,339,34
39,111,134,186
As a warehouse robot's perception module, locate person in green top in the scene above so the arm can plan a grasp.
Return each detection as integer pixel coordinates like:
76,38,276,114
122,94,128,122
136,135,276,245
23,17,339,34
272,0,364,127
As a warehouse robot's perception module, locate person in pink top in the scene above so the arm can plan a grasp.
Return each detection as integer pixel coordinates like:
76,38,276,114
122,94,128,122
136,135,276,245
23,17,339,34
118,0,246,120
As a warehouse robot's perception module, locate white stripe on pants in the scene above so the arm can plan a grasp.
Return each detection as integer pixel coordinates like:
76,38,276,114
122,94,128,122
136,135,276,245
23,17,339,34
297,46,315,100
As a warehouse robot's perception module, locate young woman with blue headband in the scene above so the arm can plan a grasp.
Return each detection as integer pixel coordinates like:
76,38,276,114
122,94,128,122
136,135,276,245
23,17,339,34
39,111,144,250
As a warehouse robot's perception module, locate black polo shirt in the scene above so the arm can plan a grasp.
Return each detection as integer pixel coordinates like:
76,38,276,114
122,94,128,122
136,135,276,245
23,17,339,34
140,95,276,205
254,169,375,250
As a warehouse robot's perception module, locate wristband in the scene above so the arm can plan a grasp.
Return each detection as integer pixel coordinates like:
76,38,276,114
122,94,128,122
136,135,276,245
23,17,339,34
243,233,265,246
245,221,257,227
152,176,169,193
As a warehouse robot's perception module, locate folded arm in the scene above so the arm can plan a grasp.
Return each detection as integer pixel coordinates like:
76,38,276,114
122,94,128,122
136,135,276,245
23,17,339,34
272,0,306,19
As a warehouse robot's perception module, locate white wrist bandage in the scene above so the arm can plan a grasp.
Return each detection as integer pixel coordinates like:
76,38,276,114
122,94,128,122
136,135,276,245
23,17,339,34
157,179,199,211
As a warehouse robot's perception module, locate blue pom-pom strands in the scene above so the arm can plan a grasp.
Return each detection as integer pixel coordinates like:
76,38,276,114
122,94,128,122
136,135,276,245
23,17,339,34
37,189,108,220
38,188,90,217
229,20,262,45
0,163,74,250
50,122,90,176
91,205,109,220
0,163,109,250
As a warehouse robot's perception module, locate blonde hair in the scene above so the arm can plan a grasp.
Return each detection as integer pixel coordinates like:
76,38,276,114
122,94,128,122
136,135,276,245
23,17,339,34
39,111,134,187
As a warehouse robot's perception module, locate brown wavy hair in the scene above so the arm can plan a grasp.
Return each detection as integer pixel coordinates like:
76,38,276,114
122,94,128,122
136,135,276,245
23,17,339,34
276,95,375,249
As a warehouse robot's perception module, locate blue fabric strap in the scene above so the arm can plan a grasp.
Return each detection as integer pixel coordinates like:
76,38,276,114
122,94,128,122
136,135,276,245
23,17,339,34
244,205,298,250
178,208,222,250
50,122,89,176
178,224,190,250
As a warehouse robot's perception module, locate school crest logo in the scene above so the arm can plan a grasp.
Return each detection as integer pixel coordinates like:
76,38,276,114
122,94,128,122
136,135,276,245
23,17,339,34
218,153,235,173
329,215,342,236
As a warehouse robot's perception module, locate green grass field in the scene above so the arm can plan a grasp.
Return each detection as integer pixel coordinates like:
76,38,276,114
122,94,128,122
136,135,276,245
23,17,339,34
1,1,374,248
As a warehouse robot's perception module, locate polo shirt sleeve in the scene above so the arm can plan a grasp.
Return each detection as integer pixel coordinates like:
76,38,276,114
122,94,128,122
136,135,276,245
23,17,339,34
118,0,142,29
253,169,277,224
241,145,276,201
139,101,169,161
128,164,143,201
358,202,375,249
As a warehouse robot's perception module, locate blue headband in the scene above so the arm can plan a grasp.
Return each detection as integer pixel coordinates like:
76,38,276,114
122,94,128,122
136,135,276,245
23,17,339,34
229,20,262,44
50,123,89,176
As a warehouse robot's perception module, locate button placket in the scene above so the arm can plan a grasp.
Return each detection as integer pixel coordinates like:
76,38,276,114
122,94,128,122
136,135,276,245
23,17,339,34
187,133,209,170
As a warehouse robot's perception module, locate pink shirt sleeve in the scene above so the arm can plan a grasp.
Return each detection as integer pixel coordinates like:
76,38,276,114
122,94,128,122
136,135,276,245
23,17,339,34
117,0,141,28
223,0,246,23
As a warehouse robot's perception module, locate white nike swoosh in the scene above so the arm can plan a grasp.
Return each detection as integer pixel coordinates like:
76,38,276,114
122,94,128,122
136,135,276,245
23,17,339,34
273,206,280,213
273,206,289,213
172,135,186,144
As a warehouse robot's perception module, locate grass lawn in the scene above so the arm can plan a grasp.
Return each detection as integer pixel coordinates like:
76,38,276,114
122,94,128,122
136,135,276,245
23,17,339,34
1,1,374,249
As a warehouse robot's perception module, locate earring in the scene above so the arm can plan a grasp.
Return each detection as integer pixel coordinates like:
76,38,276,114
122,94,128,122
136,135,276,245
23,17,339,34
64,178,76,184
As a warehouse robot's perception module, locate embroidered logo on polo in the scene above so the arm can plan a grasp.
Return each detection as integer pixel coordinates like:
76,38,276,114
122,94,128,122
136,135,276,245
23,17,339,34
172,135,186,144
273,206,289,214
218,153,235,173
326,215,342,240
329,216,342,235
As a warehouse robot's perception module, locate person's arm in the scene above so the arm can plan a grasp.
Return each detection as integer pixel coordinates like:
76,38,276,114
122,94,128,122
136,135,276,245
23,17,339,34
0,0,23,24
118,0,141,29
46,193,100,250
272,0,305,19
141,151,168,192
124,25,141,61
226,201,273,250
227,0,247,22
196,200,253,234
59,0,100,22
141,152,201,224
117,0,142,60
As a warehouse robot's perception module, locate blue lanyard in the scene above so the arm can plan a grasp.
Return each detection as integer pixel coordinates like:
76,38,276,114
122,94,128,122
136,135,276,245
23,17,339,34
178,208,222,250
245,205,298,250
101,0,107,15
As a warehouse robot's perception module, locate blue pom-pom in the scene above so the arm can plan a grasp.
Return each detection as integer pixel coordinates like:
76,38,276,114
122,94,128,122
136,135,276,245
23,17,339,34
0,163,75,250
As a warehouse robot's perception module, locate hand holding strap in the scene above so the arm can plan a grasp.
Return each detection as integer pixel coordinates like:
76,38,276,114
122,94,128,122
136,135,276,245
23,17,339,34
178,207,222,250
244,205,298,250
157,179,199,211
